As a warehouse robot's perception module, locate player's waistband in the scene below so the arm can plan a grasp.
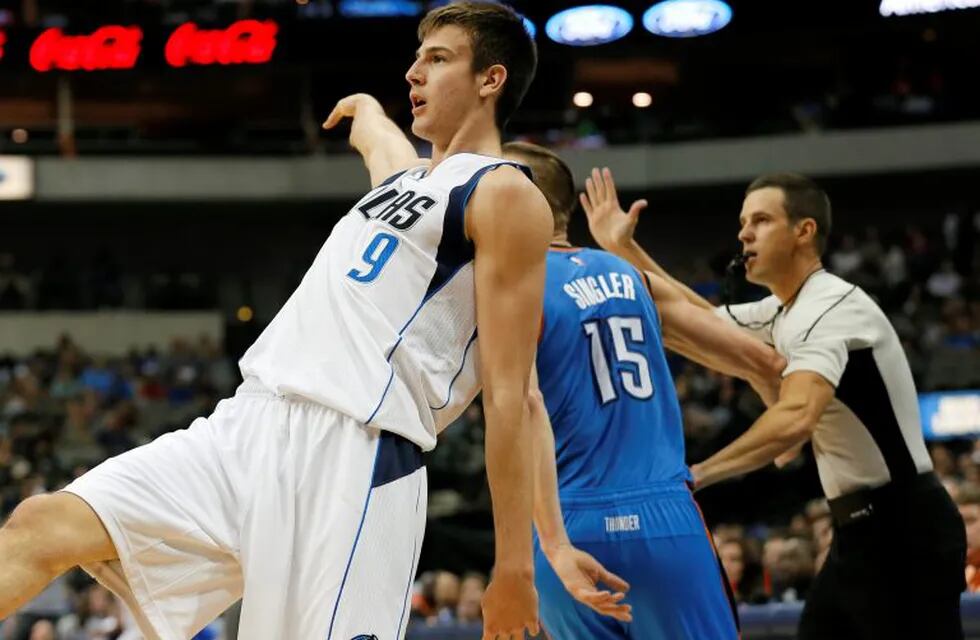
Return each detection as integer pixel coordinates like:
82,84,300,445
559,480,692,509
235,376,424,486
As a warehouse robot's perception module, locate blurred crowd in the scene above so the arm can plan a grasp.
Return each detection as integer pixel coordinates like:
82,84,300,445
0,334,235,639
0,252,215,311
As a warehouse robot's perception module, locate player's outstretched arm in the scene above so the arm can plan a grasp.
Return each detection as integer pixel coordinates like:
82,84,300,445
647,271,784,386
322,93,425,187
528,366,632,623
468,167,552,640
692,371,835,489
581,167,712,310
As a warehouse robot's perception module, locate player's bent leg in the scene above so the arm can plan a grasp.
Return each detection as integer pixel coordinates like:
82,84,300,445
0,492,117,619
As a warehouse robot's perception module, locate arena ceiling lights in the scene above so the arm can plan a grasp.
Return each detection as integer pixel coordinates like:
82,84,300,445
879,0,980,15
642,0,732,38
545,5,634,46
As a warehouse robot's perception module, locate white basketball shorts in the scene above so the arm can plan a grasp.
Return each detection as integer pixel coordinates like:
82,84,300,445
62,377,427,640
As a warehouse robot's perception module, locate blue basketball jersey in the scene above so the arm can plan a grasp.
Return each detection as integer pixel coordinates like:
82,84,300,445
537,248,690,493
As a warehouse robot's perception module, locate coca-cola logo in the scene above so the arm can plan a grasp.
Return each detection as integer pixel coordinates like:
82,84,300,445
30,26,142,72
165,19,278,68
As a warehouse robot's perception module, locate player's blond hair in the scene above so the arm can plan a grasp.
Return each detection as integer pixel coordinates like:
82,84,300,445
502,141,575,233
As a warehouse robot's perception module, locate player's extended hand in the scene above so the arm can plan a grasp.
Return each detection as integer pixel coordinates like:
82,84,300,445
547,543,632,622
481,567,539,640
775,443,805,468
580,167,648,251
321,93,381,130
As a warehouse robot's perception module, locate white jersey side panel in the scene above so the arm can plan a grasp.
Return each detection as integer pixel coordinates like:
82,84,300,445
240,154,527,450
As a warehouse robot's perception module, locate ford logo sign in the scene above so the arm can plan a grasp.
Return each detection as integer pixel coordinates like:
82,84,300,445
545,5,634,47
643,0,732,38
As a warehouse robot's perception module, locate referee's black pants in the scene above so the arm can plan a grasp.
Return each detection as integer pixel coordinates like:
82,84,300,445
799,473,966,640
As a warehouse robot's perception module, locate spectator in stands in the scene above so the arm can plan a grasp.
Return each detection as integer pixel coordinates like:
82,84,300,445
768,537,815,603
28,619,55,640
718,538,746,600
426,571,461,626
932,443,958,482
927,259,963,299
957,483,980,593
806,500,833,572
829,234,863,278
456,572,486,624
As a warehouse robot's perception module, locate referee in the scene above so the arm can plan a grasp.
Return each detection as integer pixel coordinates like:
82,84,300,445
581,169,967,639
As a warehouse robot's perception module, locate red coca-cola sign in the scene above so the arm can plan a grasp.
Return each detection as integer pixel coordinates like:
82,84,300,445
165,19,278,68
30,26,142,72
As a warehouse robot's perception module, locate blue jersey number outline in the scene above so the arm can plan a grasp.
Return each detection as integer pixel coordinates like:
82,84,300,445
347,232,399,283
583,315,654,404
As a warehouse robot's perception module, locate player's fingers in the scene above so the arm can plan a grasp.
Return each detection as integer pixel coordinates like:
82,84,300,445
578,587,626,604
601,167,618,200
591,167,606,200
322,106,343,130
627,199,648,221
580,192,594,217
595,603,633,622
584,177,598,209
529,619,541,636
598,566,631,593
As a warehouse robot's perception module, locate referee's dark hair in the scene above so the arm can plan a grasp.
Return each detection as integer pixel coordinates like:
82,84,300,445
747,173,832,256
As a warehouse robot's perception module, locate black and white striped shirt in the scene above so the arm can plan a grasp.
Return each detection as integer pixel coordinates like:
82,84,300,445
717,271,933,499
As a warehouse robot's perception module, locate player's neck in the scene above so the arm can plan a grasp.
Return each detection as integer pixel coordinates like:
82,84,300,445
769,256,824,307
429,112,501,168
551,232,572,247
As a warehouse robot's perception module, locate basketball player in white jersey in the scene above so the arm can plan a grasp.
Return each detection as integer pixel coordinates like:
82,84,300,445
0,4,566,639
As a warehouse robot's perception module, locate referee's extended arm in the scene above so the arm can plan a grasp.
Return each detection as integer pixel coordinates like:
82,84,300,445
691,371,835,490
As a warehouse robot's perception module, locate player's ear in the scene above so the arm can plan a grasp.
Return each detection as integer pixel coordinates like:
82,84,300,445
797,218,818,247
479,63,508,99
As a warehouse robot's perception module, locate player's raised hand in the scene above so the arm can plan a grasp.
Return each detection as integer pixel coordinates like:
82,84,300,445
580,167,647,251
547,543,633,622
321,93,381,130
481,568,540,640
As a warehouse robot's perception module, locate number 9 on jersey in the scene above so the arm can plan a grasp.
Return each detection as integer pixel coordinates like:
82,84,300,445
347,232,399,283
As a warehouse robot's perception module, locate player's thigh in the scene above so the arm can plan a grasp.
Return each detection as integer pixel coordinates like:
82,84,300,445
238,423,427,640
533,547,626,640
4,492,116,569
619,535,738,640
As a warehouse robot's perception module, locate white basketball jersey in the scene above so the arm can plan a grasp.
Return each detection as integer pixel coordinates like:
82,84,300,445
239,153,528,451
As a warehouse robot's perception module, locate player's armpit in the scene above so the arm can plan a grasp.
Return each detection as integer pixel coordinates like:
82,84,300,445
322,93,424,187
469,166,552,636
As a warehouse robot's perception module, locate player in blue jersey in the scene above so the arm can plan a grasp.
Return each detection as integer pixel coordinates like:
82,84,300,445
500,142,784,640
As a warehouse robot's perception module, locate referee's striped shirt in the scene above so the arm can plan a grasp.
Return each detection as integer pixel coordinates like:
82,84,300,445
717,271,932,499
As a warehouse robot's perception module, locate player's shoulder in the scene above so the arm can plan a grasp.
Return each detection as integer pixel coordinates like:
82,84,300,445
470,161,537,199
467,162,550,230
